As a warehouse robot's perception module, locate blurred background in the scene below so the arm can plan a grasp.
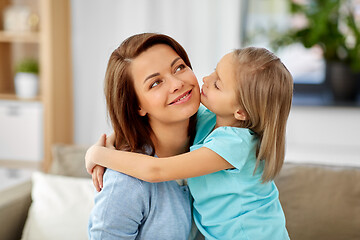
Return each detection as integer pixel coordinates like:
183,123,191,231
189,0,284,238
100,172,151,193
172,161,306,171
1,1,360,240
0,0,359,172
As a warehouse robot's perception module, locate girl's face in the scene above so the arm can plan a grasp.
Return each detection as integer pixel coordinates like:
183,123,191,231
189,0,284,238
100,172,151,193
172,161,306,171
131,44,200,125
201,52,243,125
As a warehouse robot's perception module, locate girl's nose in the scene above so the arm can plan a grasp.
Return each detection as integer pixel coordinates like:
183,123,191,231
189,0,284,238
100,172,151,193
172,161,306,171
202,75,210,85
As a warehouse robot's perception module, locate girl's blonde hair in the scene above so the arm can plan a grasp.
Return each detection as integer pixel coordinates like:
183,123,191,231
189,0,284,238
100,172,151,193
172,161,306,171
233,47,293,182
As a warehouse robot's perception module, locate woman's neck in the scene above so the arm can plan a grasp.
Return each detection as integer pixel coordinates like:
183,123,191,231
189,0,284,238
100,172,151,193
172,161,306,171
150,120,190,158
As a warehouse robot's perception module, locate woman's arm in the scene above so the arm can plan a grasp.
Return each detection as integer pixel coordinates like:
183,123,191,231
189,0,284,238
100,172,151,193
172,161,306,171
86,145,233,183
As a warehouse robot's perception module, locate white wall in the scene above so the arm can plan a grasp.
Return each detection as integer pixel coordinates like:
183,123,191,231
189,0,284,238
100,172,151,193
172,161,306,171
286,106,360,166
70,0,242,145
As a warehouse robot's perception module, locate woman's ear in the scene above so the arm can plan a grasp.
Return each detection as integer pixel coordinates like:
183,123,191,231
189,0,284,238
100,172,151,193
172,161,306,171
138,106,147,116
234,109,247,121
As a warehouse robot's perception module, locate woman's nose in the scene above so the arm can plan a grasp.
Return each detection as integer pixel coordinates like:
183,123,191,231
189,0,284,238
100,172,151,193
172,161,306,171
169,77,184,93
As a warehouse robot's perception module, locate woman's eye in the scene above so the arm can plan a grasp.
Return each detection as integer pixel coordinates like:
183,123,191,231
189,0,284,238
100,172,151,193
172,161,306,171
150,80,162,89
175,64,186,73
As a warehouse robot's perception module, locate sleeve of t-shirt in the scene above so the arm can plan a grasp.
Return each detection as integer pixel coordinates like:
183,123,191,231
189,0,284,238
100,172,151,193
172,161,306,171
192,104,217,145
197,104,215,119
88,169,149,240
197,104,207,117
201,127,252,171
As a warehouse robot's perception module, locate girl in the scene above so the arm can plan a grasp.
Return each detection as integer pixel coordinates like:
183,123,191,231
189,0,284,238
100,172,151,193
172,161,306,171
86,47,293,240
87,33,202,239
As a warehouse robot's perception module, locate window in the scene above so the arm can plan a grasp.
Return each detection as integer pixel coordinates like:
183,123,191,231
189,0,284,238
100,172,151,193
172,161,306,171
244,0,360,105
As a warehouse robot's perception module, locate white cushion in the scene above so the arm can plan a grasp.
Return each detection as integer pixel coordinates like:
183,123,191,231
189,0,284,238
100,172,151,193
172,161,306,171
21,172,94,240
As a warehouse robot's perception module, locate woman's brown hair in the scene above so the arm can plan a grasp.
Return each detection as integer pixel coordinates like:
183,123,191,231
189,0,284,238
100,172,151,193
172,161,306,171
233,47,293,182
104,33,197,155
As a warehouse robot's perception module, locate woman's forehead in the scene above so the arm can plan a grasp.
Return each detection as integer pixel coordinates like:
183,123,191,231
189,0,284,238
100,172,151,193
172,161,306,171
137,44,178,61
131,44,180,78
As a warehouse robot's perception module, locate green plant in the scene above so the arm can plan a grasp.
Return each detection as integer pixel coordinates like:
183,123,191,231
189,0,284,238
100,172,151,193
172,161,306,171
271,0,360,72
15,59,39,74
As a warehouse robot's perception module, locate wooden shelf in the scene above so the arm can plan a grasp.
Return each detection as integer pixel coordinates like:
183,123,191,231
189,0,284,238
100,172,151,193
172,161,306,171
0,93,41,101
0,31,40,43
0,159,41,170
0,0,73,172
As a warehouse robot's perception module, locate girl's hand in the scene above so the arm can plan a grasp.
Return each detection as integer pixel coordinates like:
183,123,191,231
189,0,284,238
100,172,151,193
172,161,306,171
92,165,105,192
85,134,106,174
106,133,116,149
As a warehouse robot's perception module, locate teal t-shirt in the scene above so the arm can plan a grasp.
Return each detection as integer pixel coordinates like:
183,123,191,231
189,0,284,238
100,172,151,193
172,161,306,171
188,105,289,240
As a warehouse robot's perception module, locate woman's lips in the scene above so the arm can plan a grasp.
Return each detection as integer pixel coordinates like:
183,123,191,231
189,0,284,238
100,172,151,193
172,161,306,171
169,90,192,105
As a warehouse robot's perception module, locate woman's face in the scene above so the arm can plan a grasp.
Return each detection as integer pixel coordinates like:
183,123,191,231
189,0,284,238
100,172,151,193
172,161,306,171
131,44,200,125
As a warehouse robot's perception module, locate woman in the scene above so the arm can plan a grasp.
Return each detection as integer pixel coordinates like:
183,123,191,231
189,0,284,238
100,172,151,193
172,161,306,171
88,33,201,239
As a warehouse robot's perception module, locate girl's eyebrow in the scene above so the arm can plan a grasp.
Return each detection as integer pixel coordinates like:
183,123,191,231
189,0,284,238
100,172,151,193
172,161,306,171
215,68,222,82
144,57,182,83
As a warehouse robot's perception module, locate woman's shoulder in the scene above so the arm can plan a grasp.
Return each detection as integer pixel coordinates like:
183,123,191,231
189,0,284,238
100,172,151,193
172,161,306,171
104,168,140,181
103,168,150,194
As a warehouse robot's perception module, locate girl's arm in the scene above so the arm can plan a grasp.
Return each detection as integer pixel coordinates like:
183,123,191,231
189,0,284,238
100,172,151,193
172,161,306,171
86,143,233,183
92,165,104,192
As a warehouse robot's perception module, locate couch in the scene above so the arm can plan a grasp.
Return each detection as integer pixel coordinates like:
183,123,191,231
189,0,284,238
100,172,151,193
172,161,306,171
1,144,360,240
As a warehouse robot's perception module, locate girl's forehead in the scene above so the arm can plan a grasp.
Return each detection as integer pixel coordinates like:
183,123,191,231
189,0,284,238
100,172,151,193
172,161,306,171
217,52,234,69
216,52,237,86
217,52,235,71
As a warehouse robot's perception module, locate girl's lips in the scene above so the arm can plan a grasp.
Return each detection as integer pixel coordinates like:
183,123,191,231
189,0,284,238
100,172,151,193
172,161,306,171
201,88,207,97
169,90,192,105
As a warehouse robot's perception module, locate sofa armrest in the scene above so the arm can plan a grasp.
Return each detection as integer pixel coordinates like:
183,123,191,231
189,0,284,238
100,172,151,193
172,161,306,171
0,181,32,240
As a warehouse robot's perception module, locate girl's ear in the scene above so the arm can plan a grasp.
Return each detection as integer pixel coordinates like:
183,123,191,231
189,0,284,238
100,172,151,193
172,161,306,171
234,109,247,121
138,106,147,116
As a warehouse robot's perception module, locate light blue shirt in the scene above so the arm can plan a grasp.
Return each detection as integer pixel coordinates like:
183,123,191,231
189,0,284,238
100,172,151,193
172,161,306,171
88,168,192,240
188,105,289,240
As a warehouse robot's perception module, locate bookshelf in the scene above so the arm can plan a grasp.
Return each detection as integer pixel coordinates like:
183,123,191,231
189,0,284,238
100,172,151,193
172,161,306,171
0,0,73,171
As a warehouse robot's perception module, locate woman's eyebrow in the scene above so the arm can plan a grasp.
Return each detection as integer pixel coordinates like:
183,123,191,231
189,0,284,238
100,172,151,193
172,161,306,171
144,57,182,83
171,57,181,67
144,73,160,83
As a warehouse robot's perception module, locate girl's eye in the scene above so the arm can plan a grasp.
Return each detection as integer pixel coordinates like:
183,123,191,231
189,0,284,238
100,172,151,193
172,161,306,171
214,80,219,89
150,79,162,89
175,64,186,73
